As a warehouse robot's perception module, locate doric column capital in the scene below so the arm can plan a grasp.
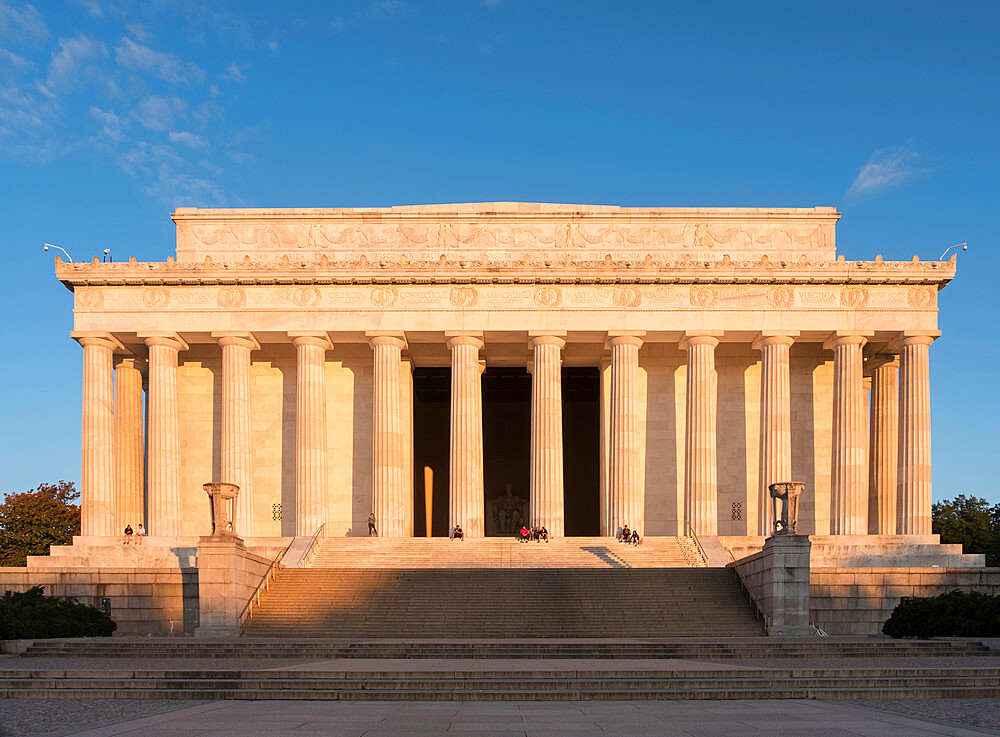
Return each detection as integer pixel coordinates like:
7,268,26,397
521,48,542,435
605,332,644,349
679,333,720,350
899,332,939,347
288,331,333,350
446,335,484,350
72,331,124,352
823,331,872,351
752,333,796,351
368,334,407,350
212,332,260,351
529,335,566,350
140,332,188,351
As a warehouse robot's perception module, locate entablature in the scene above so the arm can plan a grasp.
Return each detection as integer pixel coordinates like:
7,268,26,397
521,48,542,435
55,254,957,290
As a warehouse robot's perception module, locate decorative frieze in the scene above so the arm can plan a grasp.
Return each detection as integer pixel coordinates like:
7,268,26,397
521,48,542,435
72,283,941,315
171,205,841,263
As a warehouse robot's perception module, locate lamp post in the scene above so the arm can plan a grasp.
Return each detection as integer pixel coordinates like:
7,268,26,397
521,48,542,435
42,243,73,262
939,242,967,260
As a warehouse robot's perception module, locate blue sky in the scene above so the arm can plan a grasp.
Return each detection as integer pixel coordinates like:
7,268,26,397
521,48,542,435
0,1,997,502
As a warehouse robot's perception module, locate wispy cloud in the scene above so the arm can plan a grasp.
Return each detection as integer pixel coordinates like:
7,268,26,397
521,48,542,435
0,47,33,72
74,0,102,17
126,22,149,41
132,94,186,131
168,130,207,150
0,1,49,46
846,147,930,200
220,61,245,82
89,105,127,141
0,2,266,205
44,33,108,92
115,37,205,84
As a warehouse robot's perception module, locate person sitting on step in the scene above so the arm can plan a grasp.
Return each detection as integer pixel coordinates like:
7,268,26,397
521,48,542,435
518,524,529,542
539,526,549,542
629,528,639,545
122,524,133,545
619,524,631,543
451,524,464,540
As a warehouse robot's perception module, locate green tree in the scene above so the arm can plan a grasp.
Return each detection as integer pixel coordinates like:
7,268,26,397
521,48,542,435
931,494,999,566
0,481,80,567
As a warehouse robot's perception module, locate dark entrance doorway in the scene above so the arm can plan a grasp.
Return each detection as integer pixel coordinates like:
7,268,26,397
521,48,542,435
562,367,600,535
412,365,600,537
413,367,451,537
483,368,531,536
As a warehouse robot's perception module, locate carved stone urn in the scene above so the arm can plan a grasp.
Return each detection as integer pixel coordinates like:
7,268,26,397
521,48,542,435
203,482,240,538
769,481,805,536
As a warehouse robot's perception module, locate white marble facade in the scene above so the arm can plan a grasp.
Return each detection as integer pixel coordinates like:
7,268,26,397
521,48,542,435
62,204,951,541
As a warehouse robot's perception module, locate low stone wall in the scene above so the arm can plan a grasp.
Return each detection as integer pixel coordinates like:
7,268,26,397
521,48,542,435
811,567,1000,635
0,567,198,636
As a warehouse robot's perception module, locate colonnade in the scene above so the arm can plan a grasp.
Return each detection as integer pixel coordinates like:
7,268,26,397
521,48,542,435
74,330,937,539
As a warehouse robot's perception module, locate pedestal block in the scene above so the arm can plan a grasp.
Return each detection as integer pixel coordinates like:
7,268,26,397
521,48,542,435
762,534,814,637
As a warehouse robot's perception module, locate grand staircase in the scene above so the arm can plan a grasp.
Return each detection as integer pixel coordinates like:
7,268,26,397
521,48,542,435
237,537,765,638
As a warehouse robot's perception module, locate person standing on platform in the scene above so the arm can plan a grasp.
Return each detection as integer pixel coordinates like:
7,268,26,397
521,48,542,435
368,512,378,537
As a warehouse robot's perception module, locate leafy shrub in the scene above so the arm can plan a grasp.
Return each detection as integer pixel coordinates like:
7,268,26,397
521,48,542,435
0,587,116,639
882,590,1000,638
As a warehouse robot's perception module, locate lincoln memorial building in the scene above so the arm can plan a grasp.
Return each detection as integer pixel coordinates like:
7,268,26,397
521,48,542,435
8,202,988,638
57,203,953,544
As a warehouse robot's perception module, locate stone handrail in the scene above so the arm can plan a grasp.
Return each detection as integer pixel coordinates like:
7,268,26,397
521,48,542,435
297,523,327,568
727,548,770,633
682,522,709,567
238,541,292,631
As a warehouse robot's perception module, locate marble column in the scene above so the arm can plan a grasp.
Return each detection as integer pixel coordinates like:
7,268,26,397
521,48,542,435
529,335,566,537
370,335,407,538
143,333,187,537
290,333,331,537
76,332,120,536
448,335,485,537
606,334,644,537
682,334,719,537
754,334,794,536
114,356,145,532
827,333,868,534
898,333,936,535
214,332,259,538
868,357,899,534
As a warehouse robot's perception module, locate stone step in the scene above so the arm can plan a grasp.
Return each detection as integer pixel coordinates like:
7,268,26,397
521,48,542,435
3,669,1000,701
307,536,707,569
21,640,992,659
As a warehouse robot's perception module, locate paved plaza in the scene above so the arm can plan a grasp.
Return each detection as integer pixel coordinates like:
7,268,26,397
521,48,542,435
3,697,1000,737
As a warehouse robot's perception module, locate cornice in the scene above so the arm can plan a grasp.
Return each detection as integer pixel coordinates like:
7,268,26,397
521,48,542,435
171,204,842,224
55,254,957,290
